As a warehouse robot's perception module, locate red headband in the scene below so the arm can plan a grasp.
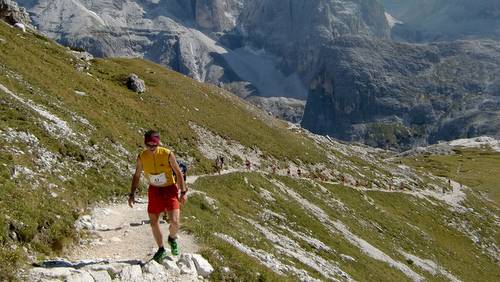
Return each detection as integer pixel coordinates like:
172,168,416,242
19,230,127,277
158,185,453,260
145,135,160,145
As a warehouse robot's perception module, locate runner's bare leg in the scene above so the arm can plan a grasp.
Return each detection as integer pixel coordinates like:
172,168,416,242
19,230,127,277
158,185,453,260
148,213,163,247
167,209,180,238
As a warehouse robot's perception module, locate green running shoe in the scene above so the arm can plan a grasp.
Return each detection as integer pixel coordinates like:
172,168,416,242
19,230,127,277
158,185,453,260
168,236,179,256
152,248,167,263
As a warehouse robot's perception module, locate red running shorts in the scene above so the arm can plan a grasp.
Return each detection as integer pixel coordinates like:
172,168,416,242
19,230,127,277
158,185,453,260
147,184,179,214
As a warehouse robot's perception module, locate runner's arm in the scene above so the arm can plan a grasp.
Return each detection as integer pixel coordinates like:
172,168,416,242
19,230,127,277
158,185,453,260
130,155,142,198
169,152,186,193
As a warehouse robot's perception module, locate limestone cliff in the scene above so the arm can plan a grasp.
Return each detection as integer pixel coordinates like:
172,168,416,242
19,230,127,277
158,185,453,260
0,0,30,25
302,36,500,150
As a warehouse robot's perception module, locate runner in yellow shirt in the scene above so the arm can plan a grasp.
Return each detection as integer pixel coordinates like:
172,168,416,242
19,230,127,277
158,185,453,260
128,130,187,262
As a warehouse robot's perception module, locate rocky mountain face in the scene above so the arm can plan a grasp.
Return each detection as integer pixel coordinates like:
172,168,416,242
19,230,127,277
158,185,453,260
380,0,500,42
15,0,500,149
302,36,500,149
0,0,30,25
17,0,243,80
246,96,305,124
238,0,390,74
16,0,389,122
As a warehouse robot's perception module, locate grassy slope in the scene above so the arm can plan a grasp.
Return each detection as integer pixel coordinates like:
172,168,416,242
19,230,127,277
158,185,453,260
0,21,322,279
403,148,500,205
0,21,498,281
0,24,326,169
185,173,407,281
186,172,499,281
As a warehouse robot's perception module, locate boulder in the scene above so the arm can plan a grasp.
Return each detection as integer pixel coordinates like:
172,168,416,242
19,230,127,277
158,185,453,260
126,74,146,93
162,257,181,274
143,260,165,275
13,22,25,32
67,271,94,282
70,50,94,62
118,264,143,282
75,214,96,230
0,0,31,26
177,253,197,275
191,254,214,278
89,270,112,282
29,267,77,281
86,262,130,277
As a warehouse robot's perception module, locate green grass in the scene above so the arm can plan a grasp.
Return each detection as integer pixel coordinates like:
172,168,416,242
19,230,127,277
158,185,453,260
265,173,498,281
0,20,331,279
185,173,417,281
0,19,328,170
403,148,500,205
364,121,413,149
183,174,291,281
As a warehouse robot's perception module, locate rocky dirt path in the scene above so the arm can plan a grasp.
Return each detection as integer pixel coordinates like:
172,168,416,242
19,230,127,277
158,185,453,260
60,169,243,264
28,175,215,282
28,198,212,281
67,200,200,262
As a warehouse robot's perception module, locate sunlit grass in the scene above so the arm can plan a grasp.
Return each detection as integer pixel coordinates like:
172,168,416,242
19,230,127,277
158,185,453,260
403,148,500,205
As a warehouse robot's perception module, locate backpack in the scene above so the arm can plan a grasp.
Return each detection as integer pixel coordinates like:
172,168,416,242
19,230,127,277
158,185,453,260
173,160,187,181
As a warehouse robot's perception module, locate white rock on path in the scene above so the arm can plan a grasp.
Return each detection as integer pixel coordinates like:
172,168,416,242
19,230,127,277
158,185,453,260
29,255,216,281
177,254,197,275
118,264,142,282
74,215,96,231
142,260,169,281
29,267,74,281
143,260,165,275
68,271,94,282
89,270,112,282
191,254,214,277
162,258,181,274
87,262,130,277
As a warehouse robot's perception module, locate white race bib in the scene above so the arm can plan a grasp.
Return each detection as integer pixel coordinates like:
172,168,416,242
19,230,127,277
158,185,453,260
149,173,167,186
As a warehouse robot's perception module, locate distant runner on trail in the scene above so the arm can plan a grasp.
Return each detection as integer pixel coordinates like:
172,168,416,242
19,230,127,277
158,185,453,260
245,158,251,170
128,130,188,262
215,156,222,175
